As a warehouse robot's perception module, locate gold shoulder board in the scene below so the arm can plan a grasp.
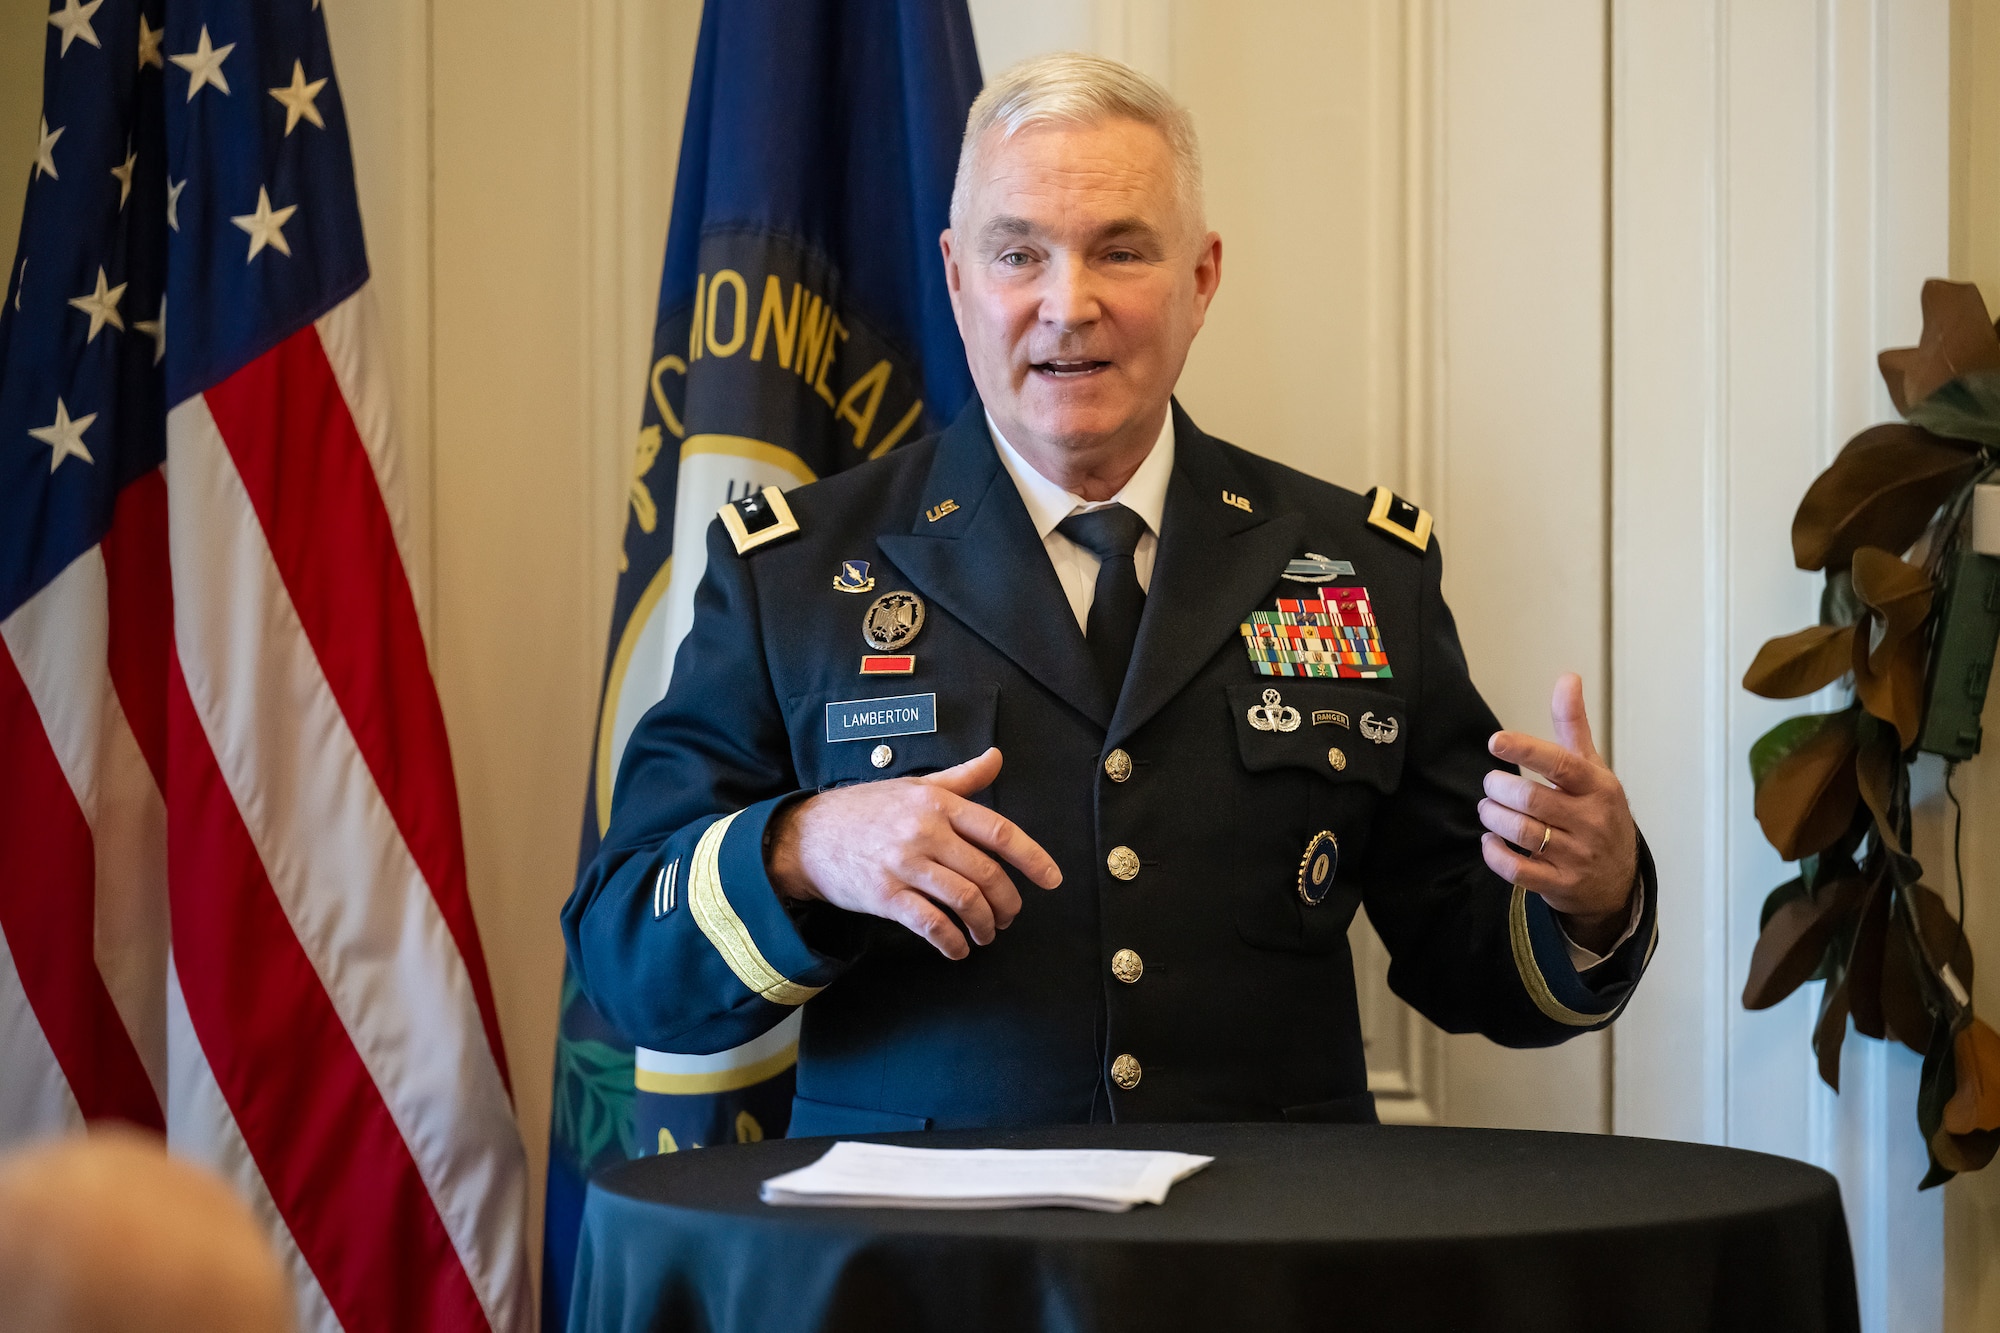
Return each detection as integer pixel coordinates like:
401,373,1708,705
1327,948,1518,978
718,486,801,555
1366,487,1433,552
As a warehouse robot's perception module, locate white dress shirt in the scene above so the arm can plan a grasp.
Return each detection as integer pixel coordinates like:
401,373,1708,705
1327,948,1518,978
987,410,1175,633
985,410,1635,972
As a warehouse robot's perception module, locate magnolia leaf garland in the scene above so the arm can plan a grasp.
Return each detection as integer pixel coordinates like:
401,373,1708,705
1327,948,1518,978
1743,278,2000,1187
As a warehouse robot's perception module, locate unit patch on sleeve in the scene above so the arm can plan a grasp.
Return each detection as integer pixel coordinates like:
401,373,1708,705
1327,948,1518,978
718,486,801,555
1366,487,1433,552
1238,585,1392,679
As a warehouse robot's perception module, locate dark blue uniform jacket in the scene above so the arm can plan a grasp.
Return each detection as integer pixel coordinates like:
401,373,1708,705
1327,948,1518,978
563,401,1658,1136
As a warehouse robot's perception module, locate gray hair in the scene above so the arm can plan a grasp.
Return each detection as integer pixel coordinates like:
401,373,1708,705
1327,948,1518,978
948,52,1205,237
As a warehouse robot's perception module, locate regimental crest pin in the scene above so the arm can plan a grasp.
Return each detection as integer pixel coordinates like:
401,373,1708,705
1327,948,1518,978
863,590,925,651
833,560,876,594
1246,687,1302,733
1281,553,1356,583
1297,830,1339,906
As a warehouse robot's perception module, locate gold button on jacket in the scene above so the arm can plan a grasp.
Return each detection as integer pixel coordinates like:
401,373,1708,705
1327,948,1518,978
1110,1054,1142,1089
1103,748,1132,782
1111,948,1143,983
1106,846,1140,880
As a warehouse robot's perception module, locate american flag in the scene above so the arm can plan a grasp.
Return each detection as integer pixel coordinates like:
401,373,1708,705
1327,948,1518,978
0,1,530,1329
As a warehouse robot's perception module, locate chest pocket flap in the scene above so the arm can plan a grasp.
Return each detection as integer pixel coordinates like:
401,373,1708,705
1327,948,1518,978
788,682,999,788
1227,681,1407,792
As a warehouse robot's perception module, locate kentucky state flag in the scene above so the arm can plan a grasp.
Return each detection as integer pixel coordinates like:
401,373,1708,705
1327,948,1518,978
542,1,980,1323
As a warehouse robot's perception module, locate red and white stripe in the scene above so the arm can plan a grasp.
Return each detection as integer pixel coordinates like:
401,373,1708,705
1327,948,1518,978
0,286,528,1332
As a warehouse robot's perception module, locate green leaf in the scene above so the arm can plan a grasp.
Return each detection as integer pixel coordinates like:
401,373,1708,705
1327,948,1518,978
1906,369,2000,449
1750,712,1842,790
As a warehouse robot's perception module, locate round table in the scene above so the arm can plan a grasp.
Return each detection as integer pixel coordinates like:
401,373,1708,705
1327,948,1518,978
565,1123,1858,1333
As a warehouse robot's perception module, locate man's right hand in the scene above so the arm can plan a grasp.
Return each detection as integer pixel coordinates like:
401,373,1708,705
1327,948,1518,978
764,747,1062,959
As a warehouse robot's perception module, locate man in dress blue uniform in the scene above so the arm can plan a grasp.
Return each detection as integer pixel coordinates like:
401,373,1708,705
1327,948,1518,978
563,54,1656,1136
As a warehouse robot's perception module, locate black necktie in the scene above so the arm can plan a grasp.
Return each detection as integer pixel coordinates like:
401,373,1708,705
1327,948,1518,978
1057,504,1149,702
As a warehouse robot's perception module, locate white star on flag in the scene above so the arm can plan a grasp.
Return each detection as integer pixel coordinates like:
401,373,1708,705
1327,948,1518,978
47,0,104,57
34,117,63,181
27,397,97,471
134,298,166,365
167,177,185,231
68,266,126,341
231,187,298,261
110,144,137,209
137,13,163,70
269,60,328,135
170,25,235,101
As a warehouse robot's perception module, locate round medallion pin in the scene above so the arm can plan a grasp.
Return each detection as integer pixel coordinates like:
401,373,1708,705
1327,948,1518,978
862,591,925,651
1296,830,1339,906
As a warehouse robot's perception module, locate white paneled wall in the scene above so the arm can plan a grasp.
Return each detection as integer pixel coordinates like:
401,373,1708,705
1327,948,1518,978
1611,1,1953,1327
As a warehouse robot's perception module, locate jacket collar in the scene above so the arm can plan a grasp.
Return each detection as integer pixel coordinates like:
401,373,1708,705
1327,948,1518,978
877,400,1112,726
1109,401,1300,745
875,398,1301,739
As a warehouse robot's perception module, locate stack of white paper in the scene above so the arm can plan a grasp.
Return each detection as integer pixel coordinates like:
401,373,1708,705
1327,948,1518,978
759,1142,1214,1213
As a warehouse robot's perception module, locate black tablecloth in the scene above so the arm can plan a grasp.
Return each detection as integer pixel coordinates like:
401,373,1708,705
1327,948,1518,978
567,1123,1858,1333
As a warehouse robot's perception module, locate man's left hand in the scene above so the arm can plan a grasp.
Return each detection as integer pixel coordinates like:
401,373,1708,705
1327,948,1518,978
1478,673,1639,956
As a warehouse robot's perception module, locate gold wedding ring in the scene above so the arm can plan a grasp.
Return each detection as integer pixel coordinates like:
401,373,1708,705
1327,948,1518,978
1534,824,1552,858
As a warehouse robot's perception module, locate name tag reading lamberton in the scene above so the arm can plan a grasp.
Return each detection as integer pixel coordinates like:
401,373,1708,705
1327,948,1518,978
825,693,938,744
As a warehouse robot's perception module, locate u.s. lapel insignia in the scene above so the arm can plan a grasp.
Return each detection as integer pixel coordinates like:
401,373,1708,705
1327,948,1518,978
1239,584,1393,678
718,486,801,555
1245,688,1301,732
1222,489,1252,512
1281,553,1356,583
863,590,925,651
925,498,959,523
1366,487,1432,552
1297,830,1339,906
833,560,876,594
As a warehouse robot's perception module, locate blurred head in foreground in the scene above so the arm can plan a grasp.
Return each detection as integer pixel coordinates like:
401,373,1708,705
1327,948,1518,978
0,1128,294,1333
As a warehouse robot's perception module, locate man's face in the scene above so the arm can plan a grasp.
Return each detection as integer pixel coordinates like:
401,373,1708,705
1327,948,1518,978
941,117,1221,471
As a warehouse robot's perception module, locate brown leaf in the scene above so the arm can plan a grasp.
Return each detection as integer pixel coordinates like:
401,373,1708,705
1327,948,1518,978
1878,280,2000,413
1850,548,1934,748
1854,717,1902,852
1929,1123,2000,1175
1791,424,1981,571
1908,883,1975,992
1815,974,1850,1092
1848,875,1890,1041
1744,876,1866,1009
1753,711,1861,861
1880,903,1934,1053
1943,1019,2000,1135
1854,633,1928,750
1744,624,1857,699
1851,548,1933,672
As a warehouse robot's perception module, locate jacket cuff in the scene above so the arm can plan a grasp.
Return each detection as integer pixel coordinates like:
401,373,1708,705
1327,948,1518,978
685,795,847,1006
1507,834,1659,1029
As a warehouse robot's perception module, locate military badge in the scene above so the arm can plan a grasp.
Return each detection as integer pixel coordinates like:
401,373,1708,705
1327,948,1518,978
859,654,915,676
1359,710,1400,744
863,590,925,651
717,485,801,555
1297,830,1339,906
1245,687,1302,732
1366,486,1433,552
833,560,876,594
1238,584,1392,678
1281,553,1356,583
